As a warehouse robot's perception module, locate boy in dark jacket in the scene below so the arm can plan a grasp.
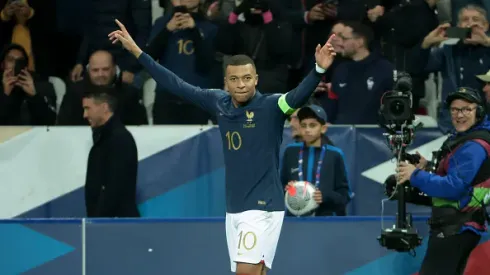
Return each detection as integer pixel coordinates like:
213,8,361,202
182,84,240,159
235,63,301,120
281,104,352,216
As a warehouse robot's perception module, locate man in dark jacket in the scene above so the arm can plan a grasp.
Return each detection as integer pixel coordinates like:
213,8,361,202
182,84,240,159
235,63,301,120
83,85,140,218
0,43,56,125
326,21,394,124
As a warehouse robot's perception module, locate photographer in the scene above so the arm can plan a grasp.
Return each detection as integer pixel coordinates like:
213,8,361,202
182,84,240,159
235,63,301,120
0,43,56,125
396,87,490,275
409,4,490,133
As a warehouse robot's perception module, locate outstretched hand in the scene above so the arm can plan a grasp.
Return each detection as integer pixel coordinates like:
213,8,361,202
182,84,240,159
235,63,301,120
315,34,336,70
108,19,142,57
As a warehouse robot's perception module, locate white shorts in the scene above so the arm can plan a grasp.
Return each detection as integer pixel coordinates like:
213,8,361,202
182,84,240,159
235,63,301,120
225,210,284,272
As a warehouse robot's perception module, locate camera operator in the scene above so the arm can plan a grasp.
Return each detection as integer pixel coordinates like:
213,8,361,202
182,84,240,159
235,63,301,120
396,87,490,275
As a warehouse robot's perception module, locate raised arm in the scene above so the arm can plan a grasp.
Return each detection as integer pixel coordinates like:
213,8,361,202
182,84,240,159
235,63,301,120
109,19,227,114
278,35,337,115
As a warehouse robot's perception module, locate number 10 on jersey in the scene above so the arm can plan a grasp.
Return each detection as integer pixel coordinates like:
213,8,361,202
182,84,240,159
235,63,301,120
225,131,242,150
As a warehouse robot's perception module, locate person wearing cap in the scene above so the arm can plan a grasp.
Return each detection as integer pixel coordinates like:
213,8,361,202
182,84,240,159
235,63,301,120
396,87,490,275
287,104,335,145
476,69,490,114
280,104,352,216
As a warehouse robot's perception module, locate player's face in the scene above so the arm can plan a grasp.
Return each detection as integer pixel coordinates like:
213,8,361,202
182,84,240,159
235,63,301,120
83,97,108,128
225,64,258,105
300,118,327,144
450,99,478,133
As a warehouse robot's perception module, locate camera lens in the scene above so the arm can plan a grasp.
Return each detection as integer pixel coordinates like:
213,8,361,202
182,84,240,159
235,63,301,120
389,100,405,116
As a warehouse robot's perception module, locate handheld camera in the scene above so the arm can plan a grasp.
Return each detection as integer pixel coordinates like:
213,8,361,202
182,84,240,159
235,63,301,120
377,71,423,253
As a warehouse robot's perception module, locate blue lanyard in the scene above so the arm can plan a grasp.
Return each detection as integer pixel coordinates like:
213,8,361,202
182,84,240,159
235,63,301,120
298,143,327,188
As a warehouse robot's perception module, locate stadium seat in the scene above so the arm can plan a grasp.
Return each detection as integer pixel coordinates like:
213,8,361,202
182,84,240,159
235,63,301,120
143,78,156,125
48,76,66,114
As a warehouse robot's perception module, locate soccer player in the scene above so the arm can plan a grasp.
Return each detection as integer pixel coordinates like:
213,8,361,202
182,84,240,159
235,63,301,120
109,19,336,275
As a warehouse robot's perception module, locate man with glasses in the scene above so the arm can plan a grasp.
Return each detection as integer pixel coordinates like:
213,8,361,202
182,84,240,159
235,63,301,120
397,87,490,275
324,21,394,124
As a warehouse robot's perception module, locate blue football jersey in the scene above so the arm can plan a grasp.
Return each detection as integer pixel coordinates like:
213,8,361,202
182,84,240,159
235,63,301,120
138,53,323,213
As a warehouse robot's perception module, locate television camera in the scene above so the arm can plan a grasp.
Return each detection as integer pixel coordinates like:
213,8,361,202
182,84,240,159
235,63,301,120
377,72,423,253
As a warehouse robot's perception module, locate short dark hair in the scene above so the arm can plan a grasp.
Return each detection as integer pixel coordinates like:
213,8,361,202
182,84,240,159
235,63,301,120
1,43,29,63
342,21,374,48
82,84,118,112
223,54,256,73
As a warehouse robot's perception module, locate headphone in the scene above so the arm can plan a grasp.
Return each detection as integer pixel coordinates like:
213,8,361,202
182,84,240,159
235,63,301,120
445,87,486,123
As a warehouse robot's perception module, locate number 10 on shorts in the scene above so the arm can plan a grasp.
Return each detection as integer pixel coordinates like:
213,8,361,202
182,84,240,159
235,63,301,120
238,231,257,251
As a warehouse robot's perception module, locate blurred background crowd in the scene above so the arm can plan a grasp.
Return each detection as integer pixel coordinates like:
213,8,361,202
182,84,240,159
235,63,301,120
1,0,490,134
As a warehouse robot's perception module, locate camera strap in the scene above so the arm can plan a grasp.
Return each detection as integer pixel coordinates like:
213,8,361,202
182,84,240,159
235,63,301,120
430,130,490,235
298,143,327,188
435,130,490,169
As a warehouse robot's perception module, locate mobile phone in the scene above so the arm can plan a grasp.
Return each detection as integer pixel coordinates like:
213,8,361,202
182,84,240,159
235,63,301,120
445,27,471,39
173,5,188,14
14,58,27,76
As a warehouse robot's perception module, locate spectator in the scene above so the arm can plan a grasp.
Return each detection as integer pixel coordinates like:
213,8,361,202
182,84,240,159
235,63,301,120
313,21,350,110
216,0,291,94
58,50,147,125
280,0,366,89
204,0,236,23
411,4,490,133
0,43,56,125
142,0,219,124
442,0,490,24
0,0,55,78
69,0,151,84
326,21,394,124
366,0,439,110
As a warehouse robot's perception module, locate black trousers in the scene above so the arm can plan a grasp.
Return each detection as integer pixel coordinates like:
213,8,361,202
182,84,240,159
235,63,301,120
419,231,481,275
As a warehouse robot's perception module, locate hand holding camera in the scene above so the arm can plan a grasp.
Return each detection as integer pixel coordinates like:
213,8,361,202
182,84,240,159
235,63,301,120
4,0,30,21
15,69,35,96
2,57,35,97
2,69,17,96
167,7,196,32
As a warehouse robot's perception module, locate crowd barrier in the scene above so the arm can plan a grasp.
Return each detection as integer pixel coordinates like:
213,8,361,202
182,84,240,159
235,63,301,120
1,217,489,275
0,125,444,218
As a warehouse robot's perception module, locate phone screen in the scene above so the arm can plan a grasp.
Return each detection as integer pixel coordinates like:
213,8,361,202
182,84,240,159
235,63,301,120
446,27,471,39
14,58,27,76
173,5,188,14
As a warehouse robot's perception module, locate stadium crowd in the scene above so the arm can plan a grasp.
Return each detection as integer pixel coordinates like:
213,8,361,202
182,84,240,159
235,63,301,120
1,0,490,132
